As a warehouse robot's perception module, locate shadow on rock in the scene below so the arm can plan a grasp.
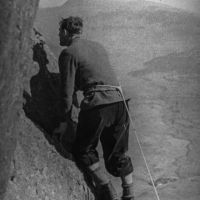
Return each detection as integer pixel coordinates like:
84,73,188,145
23,41,76,160
23,40,98,200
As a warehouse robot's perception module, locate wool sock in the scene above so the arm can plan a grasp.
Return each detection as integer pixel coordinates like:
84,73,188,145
121,173,133,185
121,173,134,198
88,163,110,186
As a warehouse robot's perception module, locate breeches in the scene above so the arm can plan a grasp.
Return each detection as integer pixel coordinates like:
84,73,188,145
72,101,133,177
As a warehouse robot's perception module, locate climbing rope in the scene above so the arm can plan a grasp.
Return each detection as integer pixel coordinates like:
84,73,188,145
96,84,161,200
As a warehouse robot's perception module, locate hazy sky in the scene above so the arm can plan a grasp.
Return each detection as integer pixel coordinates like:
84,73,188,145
39,0,68,8
146,0,200,13
39,0,200,14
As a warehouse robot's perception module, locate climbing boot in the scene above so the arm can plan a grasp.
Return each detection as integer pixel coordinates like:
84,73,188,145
121,183,134,200
98,181,119,200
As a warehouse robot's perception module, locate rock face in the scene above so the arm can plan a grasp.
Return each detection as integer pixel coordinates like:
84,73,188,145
0,1,94,200
0,1,39,199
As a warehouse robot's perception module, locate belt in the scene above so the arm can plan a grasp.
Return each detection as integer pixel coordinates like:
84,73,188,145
84,84,121,95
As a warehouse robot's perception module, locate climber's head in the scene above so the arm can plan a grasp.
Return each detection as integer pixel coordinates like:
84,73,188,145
59,16,83,46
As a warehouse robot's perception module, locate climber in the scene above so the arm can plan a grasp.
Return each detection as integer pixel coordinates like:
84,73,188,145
53,16,134,200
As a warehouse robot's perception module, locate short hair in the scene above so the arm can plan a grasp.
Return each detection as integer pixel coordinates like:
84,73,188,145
59,16,83,35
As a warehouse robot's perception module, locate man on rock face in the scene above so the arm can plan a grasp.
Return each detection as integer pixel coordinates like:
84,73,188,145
54,16,134,200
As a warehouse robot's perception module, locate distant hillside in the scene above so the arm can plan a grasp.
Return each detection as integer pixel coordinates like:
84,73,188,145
34,0,144,57
35,0,200,74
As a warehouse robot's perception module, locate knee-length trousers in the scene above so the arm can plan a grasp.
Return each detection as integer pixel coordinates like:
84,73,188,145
72,101,133,177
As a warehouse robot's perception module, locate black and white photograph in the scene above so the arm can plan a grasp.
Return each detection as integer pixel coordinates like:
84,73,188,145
0,0,200,200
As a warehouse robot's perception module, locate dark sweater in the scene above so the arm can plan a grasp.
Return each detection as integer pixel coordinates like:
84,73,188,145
58,38,128,120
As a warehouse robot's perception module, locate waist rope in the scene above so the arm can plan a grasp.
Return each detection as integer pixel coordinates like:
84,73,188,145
93,84,161,200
